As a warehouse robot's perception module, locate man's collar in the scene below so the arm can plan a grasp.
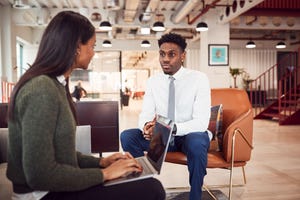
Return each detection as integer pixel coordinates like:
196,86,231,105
56,75,66,86
164,66,185,80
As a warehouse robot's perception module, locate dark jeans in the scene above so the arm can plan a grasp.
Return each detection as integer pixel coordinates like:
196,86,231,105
120,128,210,200
41,178,165,200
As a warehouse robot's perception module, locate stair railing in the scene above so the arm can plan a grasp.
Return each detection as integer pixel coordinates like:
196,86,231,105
278,66,299,124
249,52,298,118
249,64,277,116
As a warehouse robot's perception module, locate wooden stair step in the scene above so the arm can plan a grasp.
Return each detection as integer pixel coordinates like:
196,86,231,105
281,100,299,104
260,113,289,119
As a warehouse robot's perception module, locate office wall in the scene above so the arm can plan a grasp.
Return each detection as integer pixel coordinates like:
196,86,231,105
185,48,277,89
230,49,277,88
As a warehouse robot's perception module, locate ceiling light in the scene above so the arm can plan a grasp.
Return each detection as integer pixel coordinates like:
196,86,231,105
13,0,30,9
276,41,286,49
196,22,208,32
102,40,112,47
141,40,151,48
140,27,150,35
99,21,112,31
152,21,166,32
246,40,256,48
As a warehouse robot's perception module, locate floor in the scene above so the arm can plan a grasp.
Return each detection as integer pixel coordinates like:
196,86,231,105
116,98,300,200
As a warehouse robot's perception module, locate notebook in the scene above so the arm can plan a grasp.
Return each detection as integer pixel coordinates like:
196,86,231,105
104,115,174,186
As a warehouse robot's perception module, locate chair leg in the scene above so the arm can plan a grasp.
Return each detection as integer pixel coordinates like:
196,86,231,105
202,185,217,200
229,166,233,200
242,166,247,184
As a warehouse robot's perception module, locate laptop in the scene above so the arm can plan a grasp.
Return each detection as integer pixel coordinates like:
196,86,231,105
104,115,174,186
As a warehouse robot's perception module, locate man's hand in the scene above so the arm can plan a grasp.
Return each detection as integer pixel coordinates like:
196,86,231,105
143,117,156,140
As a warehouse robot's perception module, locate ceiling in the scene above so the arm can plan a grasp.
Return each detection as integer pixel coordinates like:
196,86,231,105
0,0,299,47
1,0,300,71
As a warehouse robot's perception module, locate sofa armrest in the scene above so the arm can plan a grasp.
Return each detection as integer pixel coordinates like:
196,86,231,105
0,128,8,163
222,109,254,162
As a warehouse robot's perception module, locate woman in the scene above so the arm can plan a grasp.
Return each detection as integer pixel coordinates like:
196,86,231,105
7,11,165,200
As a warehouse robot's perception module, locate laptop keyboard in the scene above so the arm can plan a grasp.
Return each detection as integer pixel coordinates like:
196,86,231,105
136,157,153,175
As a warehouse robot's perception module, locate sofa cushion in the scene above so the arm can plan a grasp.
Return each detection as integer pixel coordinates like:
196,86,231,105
208,104,223,151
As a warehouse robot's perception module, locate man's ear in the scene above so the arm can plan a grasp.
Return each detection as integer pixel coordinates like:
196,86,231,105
181,51,186,61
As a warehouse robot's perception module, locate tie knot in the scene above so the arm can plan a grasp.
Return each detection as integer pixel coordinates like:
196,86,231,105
169,76,175,82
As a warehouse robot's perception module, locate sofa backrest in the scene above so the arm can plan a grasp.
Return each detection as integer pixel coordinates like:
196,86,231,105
211,88,252,135
0,128,8,163
75,101,119,153
0,103,8,128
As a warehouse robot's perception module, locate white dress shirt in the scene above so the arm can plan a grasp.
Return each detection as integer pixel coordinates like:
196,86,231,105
139,67,211,137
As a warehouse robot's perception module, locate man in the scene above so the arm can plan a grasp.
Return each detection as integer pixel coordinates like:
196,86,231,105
72,81,87,101
121,33,211,200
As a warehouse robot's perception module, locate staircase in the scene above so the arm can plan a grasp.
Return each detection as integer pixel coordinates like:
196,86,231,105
249,53,300,125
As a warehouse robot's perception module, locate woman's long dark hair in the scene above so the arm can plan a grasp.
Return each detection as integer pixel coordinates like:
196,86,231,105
8,11,95,121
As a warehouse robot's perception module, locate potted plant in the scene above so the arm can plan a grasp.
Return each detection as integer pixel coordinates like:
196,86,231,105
229,67,244,88
242,71,253,90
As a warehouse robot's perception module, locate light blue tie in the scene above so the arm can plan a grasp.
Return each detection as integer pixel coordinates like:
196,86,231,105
168,76,175,145
168,76,175,121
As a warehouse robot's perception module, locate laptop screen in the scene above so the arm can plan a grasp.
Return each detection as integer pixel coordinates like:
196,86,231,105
146,115,173,173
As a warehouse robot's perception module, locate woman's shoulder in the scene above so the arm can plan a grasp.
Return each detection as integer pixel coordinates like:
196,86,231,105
20,75,61,97
28,75,60,89
31,75,55,84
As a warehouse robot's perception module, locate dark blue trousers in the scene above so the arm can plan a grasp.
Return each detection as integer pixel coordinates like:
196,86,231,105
120,129,210,200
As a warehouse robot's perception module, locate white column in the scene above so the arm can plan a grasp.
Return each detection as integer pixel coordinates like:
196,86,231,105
0,6,16,82
199,9,231,89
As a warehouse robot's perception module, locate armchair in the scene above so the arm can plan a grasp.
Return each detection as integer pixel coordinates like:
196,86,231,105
165,88,254,199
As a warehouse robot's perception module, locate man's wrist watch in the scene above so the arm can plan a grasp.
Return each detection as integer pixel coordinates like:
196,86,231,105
172,124,177,136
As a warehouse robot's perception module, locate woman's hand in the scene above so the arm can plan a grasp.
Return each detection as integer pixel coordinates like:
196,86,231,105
101,157,143,181
100,152,133,168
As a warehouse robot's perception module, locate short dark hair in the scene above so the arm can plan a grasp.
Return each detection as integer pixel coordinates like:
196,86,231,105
158,33,187,51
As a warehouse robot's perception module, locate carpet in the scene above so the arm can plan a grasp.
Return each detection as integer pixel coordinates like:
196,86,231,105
166,190,228,200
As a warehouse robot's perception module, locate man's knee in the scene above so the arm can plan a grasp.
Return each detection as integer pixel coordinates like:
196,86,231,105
120,128,141,147
120,129,129,142
185,132,210,156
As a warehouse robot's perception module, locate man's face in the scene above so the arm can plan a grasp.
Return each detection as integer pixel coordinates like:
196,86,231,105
159,42,186,75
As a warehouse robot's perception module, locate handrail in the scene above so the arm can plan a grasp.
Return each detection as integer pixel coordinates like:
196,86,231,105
1,81,15,103
249,63,278,115
278,66,299,124
249,52,299,121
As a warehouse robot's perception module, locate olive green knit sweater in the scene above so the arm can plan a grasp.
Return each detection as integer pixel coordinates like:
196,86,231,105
7,75,103,193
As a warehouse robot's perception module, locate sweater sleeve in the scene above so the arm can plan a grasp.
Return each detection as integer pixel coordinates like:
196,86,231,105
17,77,104,192
76,152,101,168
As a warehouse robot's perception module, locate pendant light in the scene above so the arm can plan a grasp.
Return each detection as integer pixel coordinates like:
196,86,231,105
246,40,256,48
276,41,286,49
196,22,208,32
141,40,151,47
152,21,165,32
13,0,30,9
99,21,112,31
102,40,112,47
